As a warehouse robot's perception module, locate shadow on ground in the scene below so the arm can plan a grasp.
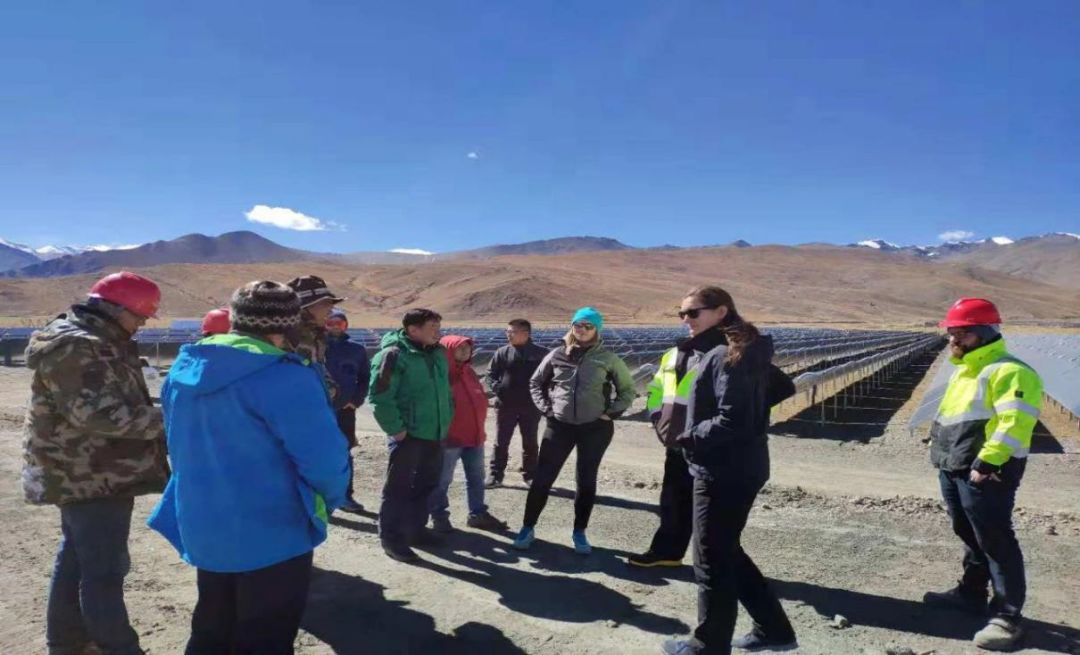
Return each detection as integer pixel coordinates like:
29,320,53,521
775,579,1080,654
303,567,528,655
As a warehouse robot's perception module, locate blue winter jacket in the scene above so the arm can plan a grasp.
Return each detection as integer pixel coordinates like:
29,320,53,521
147,334,350,573
325,333,370,410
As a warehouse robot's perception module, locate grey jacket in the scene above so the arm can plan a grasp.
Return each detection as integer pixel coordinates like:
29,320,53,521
530,342,635,425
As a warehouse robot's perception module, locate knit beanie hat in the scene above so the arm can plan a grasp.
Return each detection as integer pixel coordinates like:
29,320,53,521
230,281,302,335
571,306,604,331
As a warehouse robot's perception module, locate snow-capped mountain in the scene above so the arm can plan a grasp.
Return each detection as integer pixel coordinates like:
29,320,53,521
849,234,1047,257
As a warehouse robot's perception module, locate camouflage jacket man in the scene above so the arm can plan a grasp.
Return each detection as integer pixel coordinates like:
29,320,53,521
22,303,169,505
290,319,338,402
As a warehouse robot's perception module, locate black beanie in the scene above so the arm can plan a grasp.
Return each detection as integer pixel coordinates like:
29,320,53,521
230,281,301,335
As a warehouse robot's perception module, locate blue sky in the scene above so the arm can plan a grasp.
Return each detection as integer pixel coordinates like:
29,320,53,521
1,2,1077,253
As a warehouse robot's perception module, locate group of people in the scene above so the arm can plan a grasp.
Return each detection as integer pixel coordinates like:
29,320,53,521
20,270,1042,655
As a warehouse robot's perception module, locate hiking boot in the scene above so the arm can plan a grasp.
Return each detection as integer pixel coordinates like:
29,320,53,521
923,585,989,615
431,515,454,533
627,551,683,568
467,511,508,531
572,530,592,555
731,627,798,651
512,526,535,550
485,475,503,489
660,639,702,654
973,617,1023,651
382,542,420,564
339,498,365,514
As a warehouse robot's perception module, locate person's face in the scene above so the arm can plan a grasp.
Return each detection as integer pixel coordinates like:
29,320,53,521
506,325,530,346
679,296,728,337
306,299,335,326
947,327,981,358
571,321,598,343
408,320,442,346
325,316,348,337
454,343,473,362
117,310,148,336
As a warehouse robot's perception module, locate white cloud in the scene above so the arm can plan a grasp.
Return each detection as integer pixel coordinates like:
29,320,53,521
390,248,435,256
938,230,975,242
466,151,480,160
989,236,1014,245
244,204,340,231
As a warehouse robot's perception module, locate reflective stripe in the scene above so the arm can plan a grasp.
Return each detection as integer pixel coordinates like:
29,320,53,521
934,408,993,426
993,399,1040,419
662,395,688,406
989,431,1030,458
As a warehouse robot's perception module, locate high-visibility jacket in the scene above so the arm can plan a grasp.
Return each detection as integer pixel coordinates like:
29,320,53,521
646,328,729,447
930,338,1042,473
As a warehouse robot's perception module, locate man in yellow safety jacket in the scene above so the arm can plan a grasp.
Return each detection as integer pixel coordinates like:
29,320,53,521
924,298,1043,652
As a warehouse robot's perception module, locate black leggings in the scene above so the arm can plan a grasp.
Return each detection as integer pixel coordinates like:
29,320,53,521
522,418,614,531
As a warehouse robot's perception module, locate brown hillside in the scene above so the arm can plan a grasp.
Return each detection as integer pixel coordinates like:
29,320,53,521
1,246,1078,326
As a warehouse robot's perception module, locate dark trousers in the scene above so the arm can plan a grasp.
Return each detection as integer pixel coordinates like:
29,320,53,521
490,405,541,481
47,497,143,655
523,418,613,532
691,476,794,654
186,551,314,655
938,467,1026,617
379,436,444,547
335,408,357,499
647,447,695,559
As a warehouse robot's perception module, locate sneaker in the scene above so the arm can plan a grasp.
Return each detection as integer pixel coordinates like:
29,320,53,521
383,542,420,564
512,526,535,550
923,584,989,615
973,617,1023,651
467,511,508,531
522,476,533,488
660,639,701,655
572,530,592,555
628,551,683,568
485,475,503,489
431,516,454,533
731,627,798,651
339,498,365,514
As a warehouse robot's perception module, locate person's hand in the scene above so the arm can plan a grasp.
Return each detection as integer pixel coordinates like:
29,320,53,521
392,431,407,442
969,470,1000,484
599,414,612,421
343,403,356,410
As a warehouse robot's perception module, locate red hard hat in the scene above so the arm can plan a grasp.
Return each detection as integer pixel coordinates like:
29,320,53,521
201,308,231,335
939,297,1002,328
88,272,162,318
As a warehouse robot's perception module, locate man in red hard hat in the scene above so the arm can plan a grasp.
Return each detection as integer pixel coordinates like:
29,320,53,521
23,271,169,654
201,308,231,337
923,298,1043,651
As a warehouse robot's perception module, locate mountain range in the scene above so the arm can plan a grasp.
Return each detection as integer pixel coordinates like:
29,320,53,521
1,230,1077,324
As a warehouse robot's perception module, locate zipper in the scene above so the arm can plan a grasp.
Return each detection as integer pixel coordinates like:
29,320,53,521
425,351,441,436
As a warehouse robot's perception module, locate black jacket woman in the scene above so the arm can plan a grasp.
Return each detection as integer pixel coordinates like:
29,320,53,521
661,286,797,655
512,306,635,555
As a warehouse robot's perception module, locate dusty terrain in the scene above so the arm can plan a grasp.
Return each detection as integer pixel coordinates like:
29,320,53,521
1,354,1079,655
2,245,1080,327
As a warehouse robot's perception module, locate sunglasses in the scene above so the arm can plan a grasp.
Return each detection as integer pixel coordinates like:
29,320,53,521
572,322,596,331
678,305,719,319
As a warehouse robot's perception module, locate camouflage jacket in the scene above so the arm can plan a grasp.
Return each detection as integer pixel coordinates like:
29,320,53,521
22,305,169,505
289,321,338,402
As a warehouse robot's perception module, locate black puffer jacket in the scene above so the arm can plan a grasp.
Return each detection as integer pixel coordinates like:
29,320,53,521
676,333,793,486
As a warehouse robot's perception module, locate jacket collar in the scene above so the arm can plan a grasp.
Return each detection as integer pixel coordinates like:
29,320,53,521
952,337,1007,372
69,303,133,344
677,326,727,354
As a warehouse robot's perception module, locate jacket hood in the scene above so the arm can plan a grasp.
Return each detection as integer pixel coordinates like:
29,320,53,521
741,333,775,366
440,335,474,379
25,304,132,370
167,333,299,396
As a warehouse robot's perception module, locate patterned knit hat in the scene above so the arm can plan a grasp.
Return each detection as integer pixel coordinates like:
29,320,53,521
230,281,302,335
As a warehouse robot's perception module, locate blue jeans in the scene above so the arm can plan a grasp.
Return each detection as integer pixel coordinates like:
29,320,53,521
939,464,1026,618
428,445,488,520
47,497,144,655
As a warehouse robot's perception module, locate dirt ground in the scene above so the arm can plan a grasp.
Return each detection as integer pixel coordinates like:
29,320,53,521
1,356,1079,655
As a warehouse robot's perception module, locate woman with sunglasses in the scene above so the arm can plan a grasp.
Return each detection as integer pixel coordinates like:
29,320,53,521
512,306,635,554
661,287,797,655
